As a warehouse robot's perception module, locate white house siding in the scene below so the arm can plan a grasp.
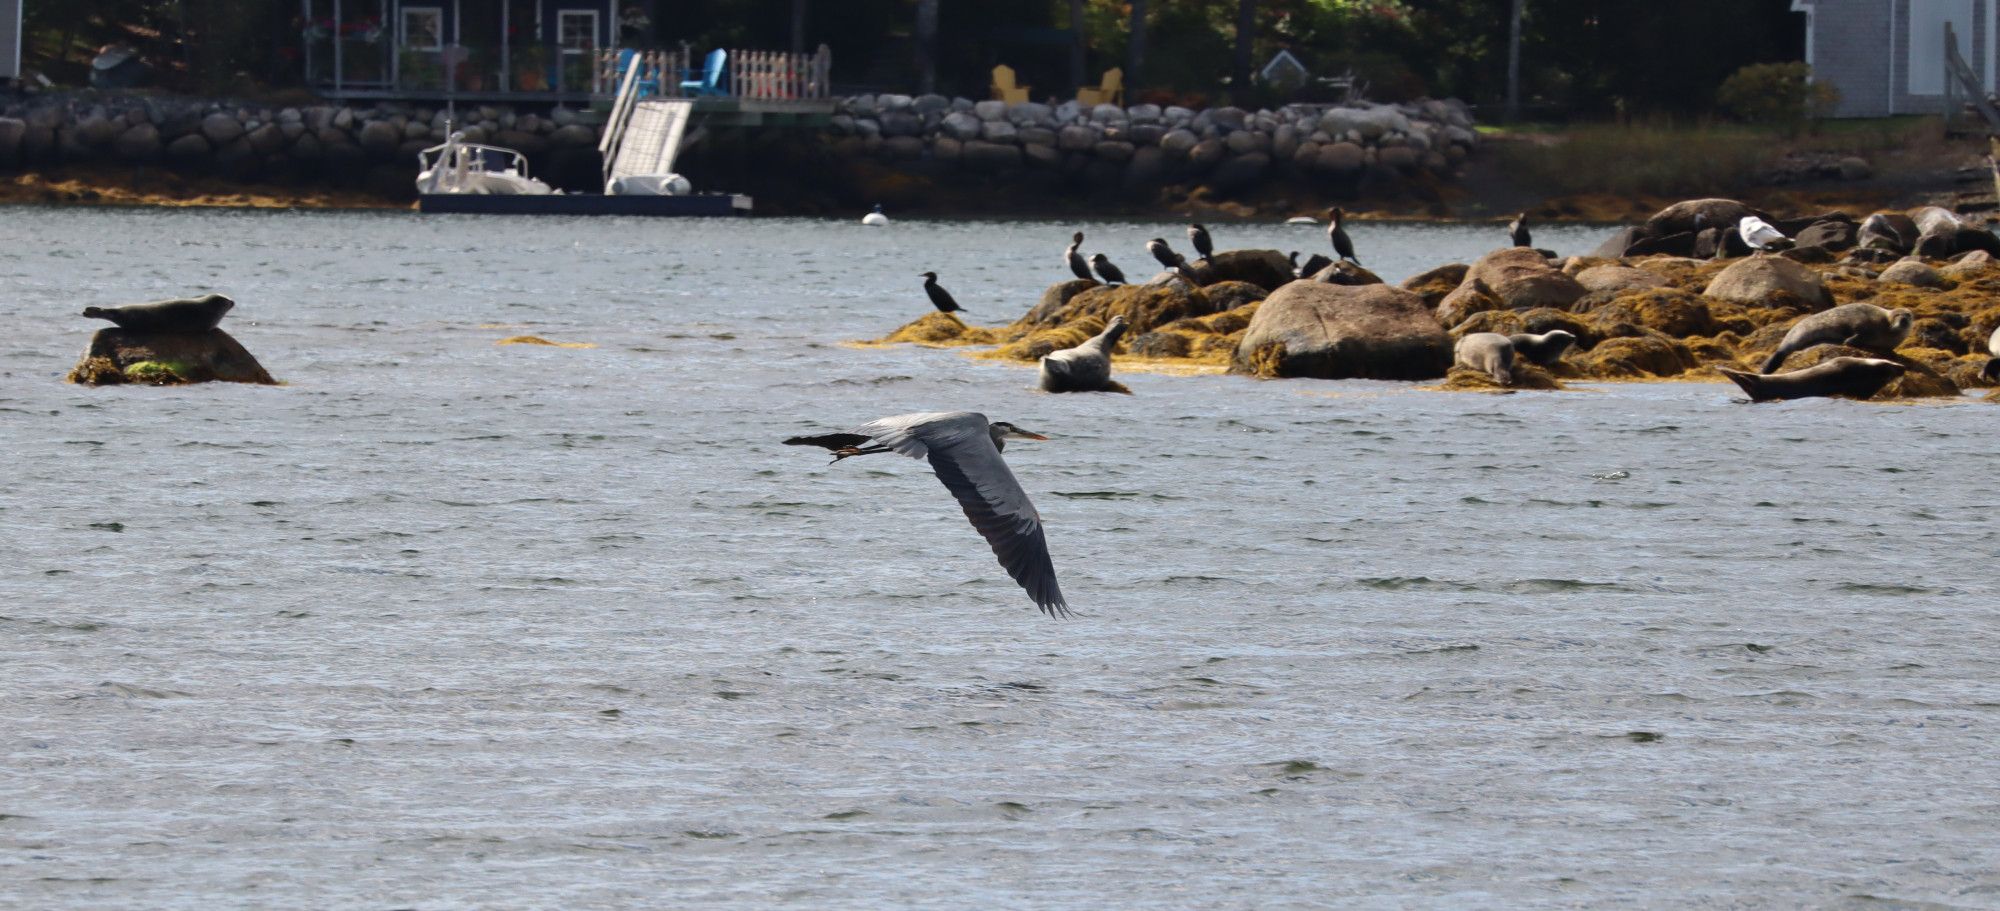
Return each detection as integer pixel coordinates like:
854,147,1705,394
2,0,21,80
1797,0,1991,116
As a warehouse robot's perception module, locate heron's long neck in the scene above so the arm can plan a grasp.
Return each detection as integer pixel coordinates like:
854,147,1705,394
988,428,1007,453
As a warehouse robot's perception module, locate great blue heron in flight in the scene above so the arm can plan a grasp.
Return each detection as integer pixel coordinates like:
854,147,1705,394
785,412,1068,617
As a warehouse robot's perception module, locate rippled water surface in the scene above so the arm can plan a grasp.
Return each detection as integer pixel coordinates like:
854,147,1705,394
3,208,1999,909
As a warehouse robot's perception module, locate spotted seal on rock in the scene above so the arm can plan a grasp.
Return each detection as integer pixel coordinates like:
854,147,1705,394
1507,329,1576,366
1454,332,1515,385
1759,302,1913,373
1040,315,1130,393
1717,357,1906,402
82,294,235,333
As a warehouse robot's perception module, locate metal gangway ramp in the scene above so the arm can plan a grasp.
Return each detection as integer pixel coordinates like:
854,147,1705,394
599,58,695,191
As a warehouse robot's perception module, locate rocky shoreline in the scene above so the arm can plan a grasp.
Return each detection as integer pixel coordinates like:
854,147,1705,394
827,94,1477,199
869,198,2000,403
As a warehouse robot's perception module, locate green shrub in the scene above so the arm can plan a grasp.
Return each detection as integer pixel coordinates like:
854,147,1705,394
1717,62,1840,130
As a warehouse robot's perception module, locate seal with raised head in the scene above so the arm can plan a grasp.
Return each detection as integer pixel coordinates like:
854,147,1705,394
82,294,235,333
1717,357,1906,402
1508,329,1576,366
1040,315,1129,393
1454,332,1516,385
1759,303,1914,373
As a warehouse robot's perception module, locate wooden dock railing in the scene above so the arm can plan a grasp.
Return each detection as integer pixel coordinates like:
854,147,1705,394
594,45,831,102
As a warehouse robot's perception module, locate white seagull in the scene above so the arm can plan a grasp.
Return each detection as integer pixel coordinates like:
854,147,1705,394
785,412,1068,616
1738,215,1788,251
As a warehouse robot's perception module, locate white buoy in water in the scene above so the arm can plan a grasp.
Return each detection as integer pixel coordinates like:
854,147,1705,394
862,204,890,226
1285,215,1318,225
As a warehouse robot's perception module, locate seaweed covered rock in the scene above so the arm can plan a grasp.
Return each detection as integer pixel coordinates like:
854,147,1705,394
1464,247,1586,310
1231,282,1451,380
875,312,1001,346
984,318,1106,361
1574,264,1669,294
1435,279,1503,329
1576,333,1699,379
1201,280,1269,312
1401,263,1469,307
68,328,277,386
1187,249,1294,291
1437,363,1563,391
1586,288,1714,338
1021,279,1103,326
1769,343,1959,398
1878,258,1943,288
1703,255,1831,309
1020,281,1218,334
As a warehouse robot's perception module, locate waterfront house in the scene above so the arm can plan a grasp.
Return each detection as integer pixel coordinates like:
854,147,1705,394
301,0,620,100
1793,0,1995,116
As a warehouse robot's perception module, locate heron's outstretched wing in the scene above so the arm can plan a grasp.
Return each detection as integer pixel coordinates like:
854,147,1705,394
852,411,978,460
784,433,873,451
921,429,1068,617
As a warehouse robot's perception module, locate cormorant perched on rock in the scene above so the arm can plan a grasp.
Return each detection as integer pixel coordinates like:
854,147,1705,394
1508,212,1532,248
920,272,965,313
1090,253,1127,285
1187,224,1214,260
1327,207,1360,265
1064,232,1092,280
1147,238,1190,274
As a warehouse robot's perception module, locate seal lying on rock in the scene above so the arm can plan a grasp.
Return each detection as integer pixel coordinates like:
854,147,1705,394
1717,357,1906,402
1508,330,1577,366
1983,326,2000,383
1040,315,1129,393
82,294,234,332
1454,332,1516,385
1759,303,1914,373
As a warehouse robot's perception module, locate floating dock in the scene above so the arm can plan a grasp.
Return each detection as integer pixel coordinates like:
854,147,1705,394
416,193,752,216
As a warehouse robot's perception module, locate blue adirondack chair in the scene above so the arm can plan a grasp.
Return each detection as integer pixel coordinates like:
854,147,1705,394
680,48,727,96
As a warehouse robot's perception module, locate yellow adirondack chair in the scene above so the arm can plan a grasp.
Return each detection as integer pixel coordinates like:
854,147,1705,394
1075,67,1124,106
991,64,1031,104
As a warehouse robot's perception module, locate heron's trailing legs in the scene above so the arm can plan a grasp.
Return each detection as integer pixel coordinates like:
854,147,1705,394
830,445,891,463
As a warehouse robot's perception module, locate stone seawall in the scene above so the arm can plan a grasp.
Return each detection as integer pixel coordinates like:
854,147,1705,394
0,94,605,193
0,91,1479,207
828,94,1478,197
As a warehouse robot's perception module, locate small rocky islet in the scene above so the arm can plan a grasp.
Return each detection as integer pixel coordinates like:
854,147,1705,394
872,197,2000,402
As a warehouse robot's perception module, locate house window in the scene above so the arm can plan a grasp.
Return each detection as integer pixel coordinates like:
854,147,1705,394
558,10,599,52
402,7,444,51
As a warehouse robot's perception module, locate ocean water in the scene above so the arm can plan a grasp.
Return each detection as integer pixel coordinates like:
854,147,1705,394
2,208,1998,909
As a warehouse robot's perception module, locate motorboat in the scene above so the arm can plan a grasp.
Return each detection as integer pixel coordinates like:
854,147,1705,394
415,133,554,196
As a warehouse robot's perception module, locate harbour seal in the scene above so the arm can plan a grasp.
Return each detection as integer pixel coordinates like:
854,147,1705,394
1717,357,1906,402
1507,329,1576,366
1858,212,1918,252
1983,325,2000,382
82,294,234,333
1040,315,1129,393
1454,332,1516,385
1759,302,1913,373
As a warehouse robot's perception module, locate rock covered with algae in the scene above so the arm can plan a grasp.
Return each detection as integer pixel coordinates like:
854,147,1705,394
68,328,276,386
863,202,2000,396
